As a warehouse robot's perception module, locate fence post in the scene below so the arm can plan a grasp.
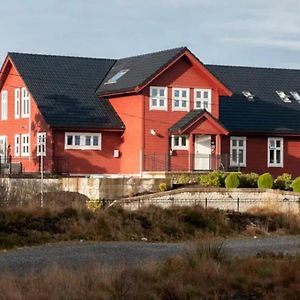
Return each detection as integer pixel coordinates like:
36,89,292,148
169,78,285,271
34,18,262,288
9,155,12,175
205,197,208,209
237,197,240,212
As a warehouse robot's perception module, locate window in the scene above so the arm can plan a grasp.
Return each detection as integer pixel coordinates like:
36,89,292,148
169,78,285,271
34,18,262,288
242,91,255,100
37,132,46,156
172,88,189,111
21,88,30,118
14,135,20,157
276,91,291,103
149,87,167,110
290,91,300,101
21,134,30,157
230,136,246,167
171,135,189,150
1,90,8,120
15,88,20,119
105,69,129,84
268,137,283,167
194,89,211,112
65,133,101,150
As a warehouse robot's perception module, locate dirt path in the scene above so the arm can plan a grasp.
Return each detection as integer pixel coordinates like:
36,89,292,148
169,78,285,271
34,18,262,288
0,235,299,275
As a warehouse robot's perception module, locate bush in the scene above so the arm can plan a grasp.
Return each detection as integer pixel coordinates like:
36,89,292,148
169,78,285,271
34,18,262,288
159,182,168,192
292,177,300,193
258,173,273,189
198,171,226,187
239,173,259,188
274,173,292,190
225,173,240,189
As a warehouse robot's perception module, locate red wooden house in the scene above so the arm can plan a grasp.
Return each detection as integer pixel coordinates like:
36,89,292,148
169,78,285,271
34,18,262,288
0,47,300,177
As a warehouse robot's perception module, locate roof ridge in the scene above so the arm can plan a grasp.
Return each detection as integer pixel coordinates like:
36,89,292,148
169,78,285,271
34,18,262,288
118,46,187,61
205,63,300,72
8,52,116,62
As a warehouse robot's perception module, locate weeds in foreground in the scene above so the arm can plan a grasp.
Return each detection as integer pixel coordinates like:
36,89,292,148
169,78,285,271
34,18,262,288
0,205,299,249
0,243,300,299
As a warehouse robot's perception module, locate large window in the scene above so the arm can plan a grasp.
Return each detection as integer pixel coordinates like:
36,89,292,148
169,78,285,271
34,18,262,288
268,137,283,167
230,136,246,167
15,88,20,119
172,88,189,111
21,134,30,157
149,87,167,110
14,134,20,157
194,89,211,112
65,132,101,150
1,90,8,120
21,88,30,118
171,135,189,150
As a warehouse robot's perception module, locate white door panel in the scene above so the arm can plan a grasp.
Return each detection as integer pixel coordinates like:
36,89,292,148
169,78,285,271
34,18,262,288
194,135,211,170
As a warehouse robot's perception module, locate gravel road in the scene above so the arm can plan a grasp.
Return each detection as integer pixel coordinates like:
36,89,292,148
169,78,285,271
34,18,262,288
0,235,299,275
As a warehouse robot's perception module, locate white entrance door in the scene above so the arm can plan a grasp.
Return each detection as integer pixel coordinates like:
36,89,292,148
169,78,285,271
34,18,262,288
194,135,211,170
0,136,7,163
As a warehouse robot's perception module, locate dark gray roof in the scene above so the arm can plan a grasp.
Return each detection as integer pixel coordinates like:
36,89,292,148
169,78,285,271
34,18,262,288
206,64,300,134
9,52,124,129
169,109,206,133
97,47,186,96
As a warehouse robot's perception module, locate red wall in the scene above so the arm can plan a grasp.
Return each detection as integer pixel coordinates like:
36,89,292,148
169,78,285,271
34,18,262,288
142,55,222,163
221,135,300,177
0,60,53,173
109,95,143,174
53,130,122,174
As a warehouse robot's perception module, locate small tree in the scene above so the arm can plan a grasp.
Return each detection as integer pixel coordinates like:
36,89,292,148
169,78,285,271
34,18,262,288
225,173,240,189
292,177,300,193
257,173,273,189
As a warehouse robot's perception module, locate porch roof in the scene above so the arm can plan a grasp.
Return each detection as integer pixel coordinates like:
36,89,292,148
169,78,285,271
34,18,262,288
169,109,229,135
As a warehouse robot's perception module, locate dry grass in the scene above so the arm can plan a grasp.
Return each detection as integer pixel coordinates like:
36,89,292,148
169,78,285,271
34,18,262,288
0,205,299,249
0,243,300,299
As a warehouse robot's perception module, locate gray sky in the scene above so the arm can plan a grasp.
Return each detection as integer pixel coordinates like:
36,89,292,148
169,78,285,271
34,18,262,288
1,0,300,68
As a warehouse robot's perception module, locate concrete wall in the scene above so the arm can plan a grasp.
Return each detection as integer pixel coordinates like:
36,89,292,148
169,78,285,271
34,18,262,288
113,187,300,213
0,176,170,204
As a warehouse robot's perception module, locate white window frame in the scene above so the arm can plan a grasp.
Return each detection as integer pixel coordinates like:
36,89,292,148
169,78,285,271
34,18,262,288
14,134,20,157
37,132,46,156
14,88,20,119
171,135,189,150
149,86,168,111
268,137,283,167
230,136,246,167
1,90,8,120
65,132,102,150
21,87,30,118
194,89,212,112
21,134,30,157
172,88,190,111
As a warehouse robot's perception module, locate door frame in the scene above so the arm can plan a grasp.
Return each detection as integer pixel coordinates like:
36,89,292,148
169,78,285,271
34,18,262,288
194,134,211,170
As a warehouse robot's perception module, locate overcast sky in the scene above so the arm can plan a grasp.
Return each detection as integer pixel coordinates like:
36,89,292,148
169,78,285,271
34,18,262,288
0,0,299,68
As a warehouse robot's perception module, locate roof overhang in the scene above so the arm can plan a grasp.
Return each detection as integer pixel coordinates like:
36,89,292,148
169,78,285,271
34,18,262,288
170,110,229,135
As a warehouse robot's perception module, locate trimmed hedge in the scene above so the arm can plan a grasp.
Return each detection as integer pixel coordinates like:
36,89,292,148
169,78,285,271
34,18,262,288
238,173,259,188
225,173,239,189
292,177,300,193
258,173,273,189
198,171,226,187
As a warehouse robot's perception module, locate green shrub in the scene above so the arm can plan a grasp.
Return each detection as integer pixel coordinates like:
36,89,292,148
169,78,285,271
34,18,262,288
274,173,292,190
198,171,226,187
257,173,273,189
159,182,168,192
225,173,240,189
292,177,300,193
177,175,190,185
239,173,259,188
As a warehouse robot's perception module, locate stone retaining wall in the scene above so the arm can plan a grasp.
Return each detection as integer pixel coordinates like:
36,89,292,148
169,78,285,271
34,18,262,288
112,188,300,213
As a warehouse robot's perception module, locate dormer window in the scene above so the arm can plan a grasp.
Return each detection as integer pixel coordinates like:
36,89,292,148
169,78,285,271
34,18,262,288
276,91,291,103
290,91,300,101
105,69,129,84
242,91,254,100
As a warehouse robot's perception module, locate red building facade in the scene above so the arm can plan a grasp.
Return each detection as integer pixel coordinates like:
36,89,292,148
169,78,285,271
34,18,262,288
0,47,300,177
